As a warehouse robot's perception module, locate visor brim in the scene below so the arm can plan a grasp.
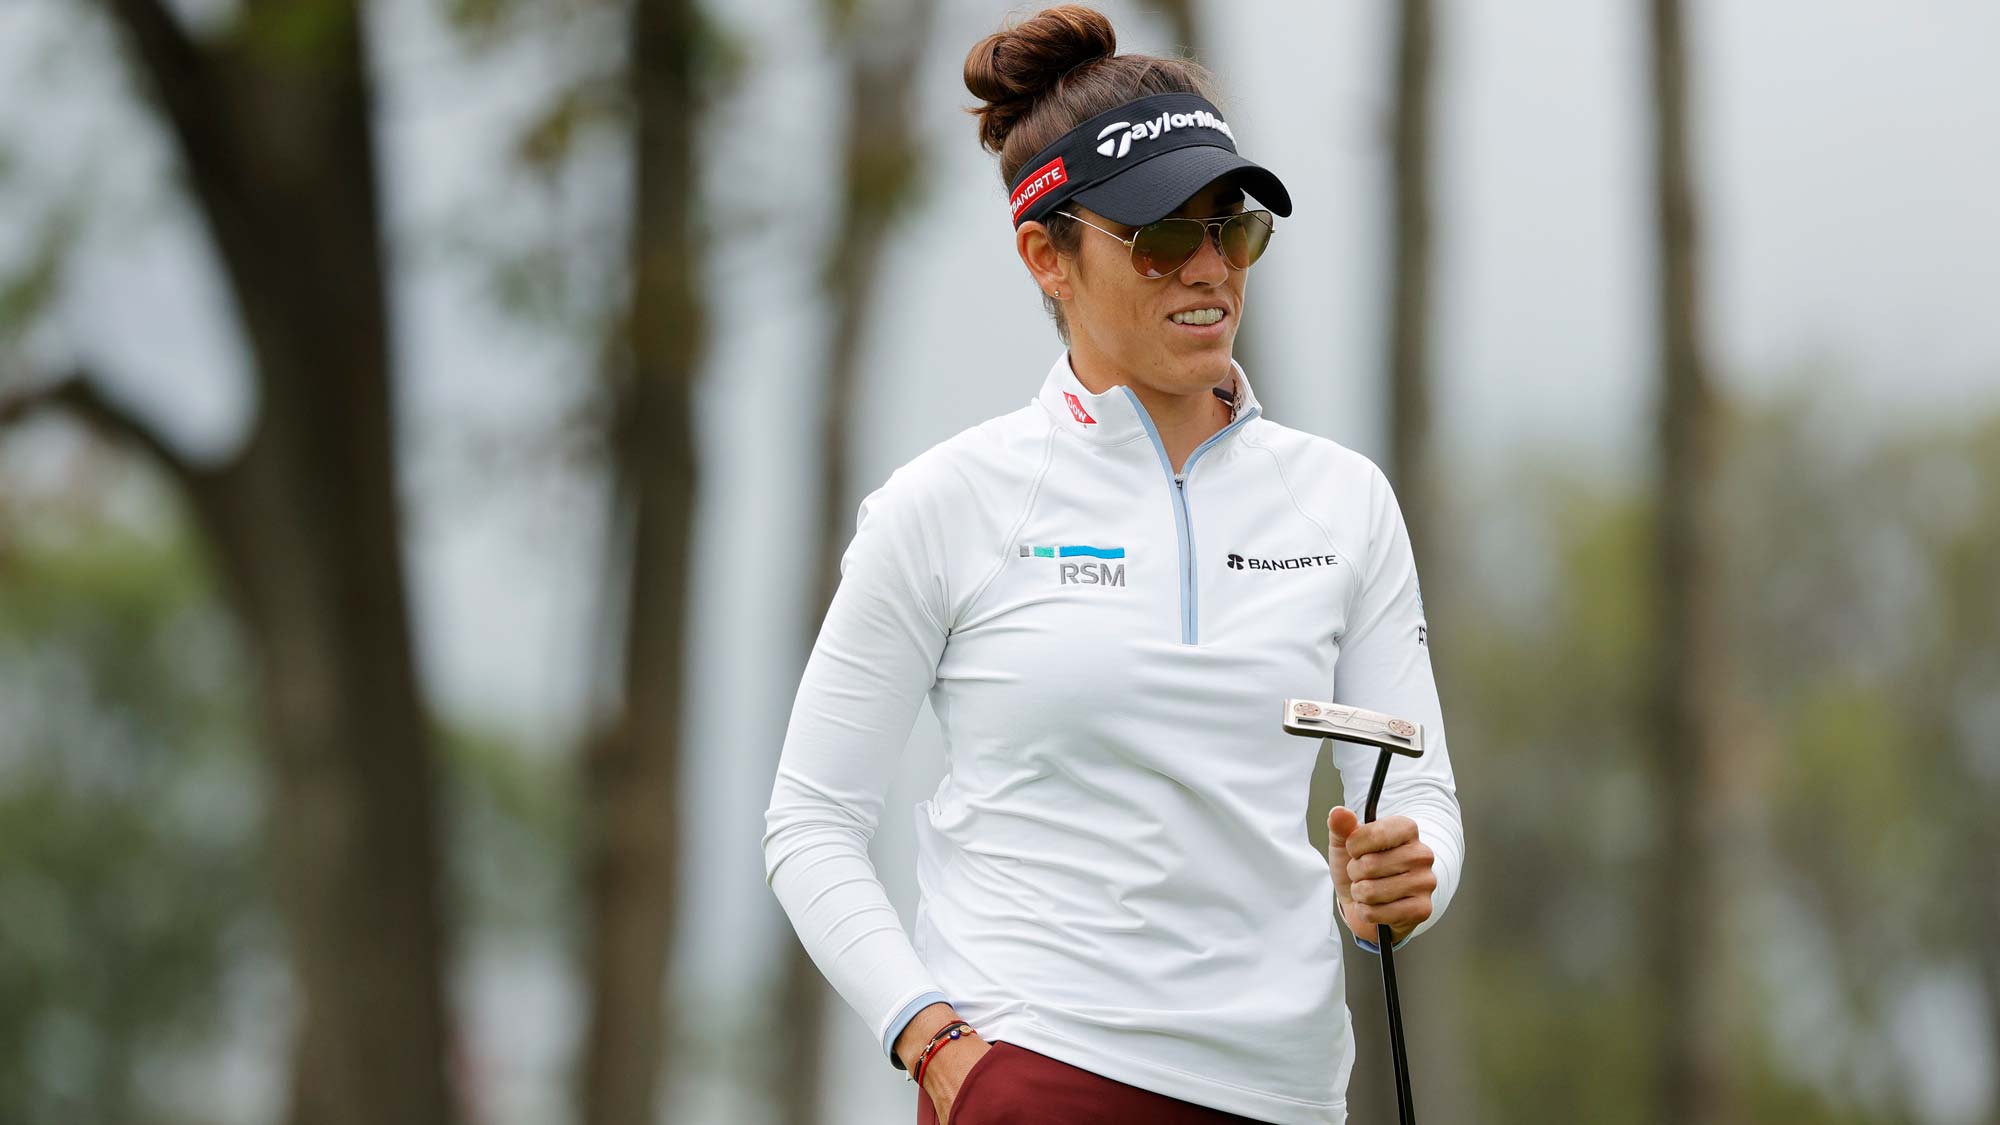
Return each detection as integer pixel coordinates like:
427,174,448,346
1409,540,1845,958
1069,145,1293,226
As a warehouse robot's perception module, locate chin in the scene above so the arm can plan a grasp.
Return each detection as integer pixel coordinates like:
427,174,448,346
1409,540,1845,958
1178,343,1234,372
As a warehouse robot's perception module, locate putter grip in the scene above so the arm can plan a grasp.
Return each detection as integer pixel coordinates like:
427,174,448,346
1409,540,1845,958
1363,746,1418,1125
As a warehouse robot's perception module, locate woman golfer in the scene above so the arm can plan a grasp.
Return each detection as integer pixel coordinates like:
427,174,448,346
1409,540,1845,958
762,7,1463,1123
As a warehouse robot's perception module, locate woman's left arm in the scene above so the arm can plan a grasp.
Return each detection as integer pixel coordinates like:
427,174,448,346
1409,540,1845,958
1326,460,1464,953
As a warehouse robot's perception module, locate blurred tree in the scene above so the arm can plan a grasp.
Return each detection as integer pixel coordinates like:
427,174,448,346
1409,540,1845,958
1716,397,2000,1124
0,474,575,1124
1641,0,1737,1119
1383,0,1437,548
573,0,707,1121
416,0,755,1119
771,0,940,1119
1369,2,1488,1123
1334,1,1448,1121
0,2,458,1122
1450,461,1660,1124
1441,390,2000,1123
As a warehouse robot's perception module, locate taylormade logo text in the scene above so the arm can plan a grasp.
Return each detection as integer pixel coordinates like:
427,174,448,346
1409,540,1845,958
1095,108,1236,159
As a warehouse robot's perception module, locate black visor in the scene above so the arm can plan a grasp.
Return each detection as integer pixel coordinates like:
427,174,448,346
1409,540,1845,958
1007,92,1293,228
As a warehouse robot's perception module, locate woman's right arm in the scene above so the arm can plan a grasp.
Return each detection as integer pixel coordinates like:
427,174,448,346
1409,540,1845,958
761,465,960,1072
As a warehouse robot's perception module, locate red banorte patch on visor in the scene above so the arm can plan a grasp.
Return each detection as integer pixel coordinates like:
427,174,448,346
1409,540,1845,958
1063,391,1096,425
1010,155,1068,223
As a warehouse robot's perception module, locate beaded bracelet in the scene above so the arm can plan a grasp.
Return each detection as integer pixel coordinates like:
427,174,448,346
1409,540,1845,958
910,1020,976,1086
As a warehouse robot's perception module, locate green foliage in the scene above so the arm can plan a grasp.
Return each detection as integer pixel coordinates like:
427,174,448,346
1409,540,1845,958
514,78,624,182
238,0,360,68
1463,949,1652,1124
0,486,578,1121
1437,389,2000,1121
438,719,580,939
689,4,755,101
0,515,262,1124
0,205,79,344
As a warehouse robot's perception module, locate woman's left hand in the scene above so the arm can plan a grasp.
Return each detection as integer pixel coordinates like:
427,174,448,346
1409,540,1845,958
1326,807,1436,946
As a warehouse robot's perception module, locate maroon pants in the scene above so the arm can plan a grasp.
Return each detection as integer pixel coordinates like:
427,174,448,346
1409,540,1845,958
915,1040,1273,1124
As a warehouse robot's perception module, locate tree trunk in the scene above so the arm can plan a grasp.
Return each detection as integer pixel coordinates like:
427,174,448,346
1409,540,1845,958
1376,3,1483,1122
88,3,460,1123
1385,0,1436,555
576,0,703,1123
770,2,938,1122
1643,0,1734,1121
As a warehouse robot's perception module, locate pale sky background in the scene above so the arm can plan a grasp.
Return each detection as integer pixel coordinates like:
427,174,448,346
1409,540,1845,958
1,0,1996,1121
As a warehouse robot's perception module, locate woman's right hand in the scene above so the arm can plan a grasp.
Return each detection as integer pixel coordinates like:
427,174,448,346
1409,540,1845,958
923,1035,995,1125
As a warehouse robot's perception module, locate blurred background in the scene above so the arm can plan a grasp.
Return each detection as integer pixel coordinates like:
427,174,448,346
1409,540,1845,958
0,0,1994,1122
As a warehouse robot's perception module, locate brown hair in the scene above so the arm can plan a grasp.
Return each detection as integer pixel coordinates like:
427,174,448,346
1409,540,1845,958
963,4,1226,344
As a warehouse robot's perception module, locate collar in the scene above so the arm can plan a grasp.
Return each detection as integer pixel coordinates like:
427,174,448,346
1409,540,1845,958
1035,348,1263,451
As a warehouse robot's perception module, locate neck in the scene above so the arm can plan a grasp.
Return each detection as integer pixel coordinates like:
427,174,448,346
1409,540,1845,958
1070,344,1234,475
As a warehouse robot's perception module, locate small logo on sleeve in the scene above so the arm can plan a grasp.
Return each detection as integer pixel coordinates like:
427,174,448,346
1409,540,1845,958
1062,391,1097,425
1416,581,1428,646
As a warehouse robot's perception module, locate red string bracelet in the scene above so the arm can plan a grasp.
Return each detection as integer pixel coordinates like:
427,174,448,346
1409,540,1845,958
912,1021,976,1087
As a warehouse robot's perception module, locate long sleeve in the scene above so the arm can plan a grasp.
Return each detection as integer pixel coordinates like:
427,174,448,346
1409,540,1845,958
762,468,953,1069
1330,462,1464,953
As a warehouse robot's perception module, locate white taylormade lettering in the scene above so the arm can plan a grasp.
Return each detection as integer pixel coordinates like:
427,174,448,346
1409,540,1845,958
1101,109,1237,159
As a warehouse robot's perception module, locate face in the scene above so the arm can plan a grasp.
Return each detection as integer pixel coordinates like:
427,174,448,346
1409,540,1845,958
1020,176,1250,396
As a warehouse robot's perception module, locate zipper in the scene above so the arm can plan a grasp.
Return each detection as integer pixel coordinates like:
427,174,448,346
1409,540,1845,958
1123,388,1260,644
1173,473,1196,643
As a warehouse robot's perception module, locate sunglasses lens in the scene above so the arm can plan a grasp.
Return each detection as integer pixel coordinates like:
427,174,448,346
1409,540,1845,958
1220,211,1274,268
1127,211,1276,277
1130,219,1205,279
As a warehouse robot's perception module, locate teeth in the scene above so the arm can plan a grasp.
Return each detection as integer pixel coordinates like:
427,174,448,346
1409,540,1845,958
1170,308,1225,325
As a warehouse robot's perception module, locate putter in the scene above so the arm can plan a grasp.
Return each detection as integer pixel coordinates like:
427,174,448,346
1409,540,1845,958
1282,698,1423,1125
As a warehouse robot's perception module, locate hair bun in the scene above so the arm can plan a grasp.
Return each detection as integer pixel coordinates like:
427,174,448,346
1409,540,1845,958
964,4,1117,154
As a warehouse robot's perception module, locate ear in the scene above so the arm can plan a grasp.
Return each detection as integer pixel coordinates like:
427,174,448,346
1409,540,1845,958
1018,219,1070,297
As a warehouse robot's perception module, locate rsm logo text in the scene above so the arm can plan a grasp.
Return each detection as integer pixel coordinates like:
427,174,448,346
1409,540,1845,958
1020,543,1127,588
1061,561,1126,586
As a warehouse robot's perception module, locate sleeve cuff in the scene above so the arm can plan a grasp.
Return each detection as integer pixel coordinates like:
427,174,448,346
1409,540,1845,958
883,990,950,1069
1351,928,1415,954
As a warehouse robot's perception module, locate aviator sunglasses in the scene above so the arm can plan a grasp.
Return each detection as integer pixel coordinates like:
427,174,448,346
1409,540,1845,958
1055,207,1276,279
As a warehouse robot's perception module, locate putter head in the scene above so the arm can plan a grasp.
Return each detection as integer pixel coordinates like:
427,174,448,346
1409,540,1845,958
1281,698,1424,757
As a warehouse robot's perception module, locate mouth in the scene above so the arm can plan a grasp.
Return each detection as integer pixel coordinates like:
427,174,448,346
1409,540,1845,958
1165,306,1230,339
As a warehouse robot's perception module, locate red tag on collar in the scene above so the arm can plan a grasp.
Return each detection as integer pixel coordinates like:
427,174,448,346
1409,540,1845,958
1062,391,1097,424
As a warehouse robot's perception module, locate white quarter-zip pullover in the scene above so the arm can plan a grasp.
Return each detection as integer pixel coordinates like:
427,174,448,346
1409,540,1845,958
762,348,1463,1124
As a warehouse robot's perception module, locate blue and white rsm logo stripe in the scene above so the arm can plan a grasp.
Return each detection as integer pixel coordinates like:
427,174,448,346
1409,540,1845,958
1018,543,1127,586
